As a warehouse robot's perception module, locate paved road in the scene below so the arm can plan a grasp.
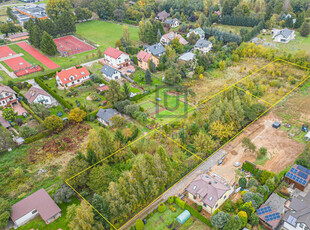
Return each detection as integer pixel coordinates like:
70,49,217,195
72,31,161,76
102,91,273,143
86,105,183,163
120,150,226,230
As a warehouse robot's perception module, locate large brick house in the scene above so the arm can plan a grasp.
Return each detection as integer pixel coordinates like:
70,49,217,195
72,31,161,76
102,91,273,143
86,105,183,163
56,67,90,89
136,50,159,70
103,47,130,68
0,84,18,108
187,174,231,214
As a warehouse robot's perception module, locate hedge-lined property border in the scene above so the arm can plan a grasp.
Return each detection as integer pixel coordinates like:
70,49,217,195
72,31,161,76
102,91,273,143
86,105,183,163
34,77,73,110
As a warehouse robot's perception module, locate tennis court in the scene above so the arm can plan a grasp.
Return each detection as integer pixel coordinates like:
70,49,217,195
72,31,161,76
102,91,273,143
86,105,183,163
17,42,60,69
53,35,95,56
0,46,16,59
4,57,41,76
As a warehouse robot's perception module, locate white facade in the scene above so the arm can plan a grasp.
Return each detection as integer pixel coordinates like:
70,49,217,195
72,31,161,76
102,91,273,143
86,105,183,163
282,222,308,230
102,71,121,81
0,91,17,108
272,29,296,43
32,94,52,106
97,117,109,126
56,75,90,89
14,209,39,228
194,44,212,54
104,53,130,68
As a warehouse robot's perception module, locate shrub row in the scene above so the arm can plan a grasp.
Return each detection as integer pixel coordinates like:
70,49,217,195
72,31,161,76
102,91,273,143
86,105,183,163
34,77,73,110
24,130,50,144
20,101,43,124
129,89,156,101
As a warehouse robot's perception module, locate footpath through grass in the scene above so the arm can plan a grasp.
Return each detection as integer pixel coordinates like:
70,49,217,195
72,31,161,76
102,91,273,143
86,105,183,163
76,20,139,49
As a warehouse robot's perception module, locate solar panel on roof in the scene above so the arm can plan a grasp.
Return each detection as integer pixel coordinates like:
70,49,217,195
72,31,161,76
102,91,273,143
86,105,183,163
265,213,280,222
286,172,307,186
290,168,298,174
297,165,310,175
257,206,272,215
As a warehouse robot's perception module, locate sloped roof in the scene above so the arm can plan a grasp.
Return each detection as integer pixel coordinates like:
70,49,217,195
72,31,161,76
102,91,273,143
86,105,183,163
145,43,165,56
8,32,29,39
194,39,212,48
283,192,310,228
179,52,196,61
275,28,294,38
101,65,120,78
96,108,119,124
56,67,90,84
165,18,179,25
188,27,205,36
162,32,188,45
25,86,51,103
137,50,153,62
187,174,230,208
104,47,129,59
11,188,61,222
157,10,170,20
0,84,16,95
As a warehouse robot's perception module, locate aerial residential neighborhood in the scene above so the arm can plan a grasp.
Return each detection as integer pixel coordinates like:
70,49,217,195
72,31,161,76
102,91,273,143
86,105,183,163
0,0,310,229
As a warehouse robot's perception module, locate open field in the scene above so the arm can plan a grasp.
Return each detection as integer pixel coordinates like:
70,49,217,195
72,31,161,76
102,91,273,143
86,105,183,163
76,20,139,49
214,24,253,36
257,32,310,56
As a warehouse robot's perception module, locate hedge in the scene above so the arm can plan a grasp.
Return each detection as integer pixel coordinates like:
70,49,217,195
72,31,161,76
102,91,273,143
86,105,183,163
175,197,186,209
20,101,43,124
242,161,257,175
24,130,50,144
34,77,73,109
129,89,156,101
184,203,212,227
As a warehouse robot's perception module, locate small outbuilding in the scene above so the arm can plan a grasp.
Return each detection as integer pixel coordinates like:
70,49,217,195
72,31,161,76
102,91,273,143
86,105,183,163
304,131,310,141
176,210,191,224
272,122,281,129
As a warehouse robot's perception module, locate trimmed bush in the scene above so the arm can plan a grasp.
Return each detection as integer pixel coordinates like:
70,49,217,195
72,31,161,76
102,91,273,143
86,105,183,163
158,203,166,213
169,205,176,212
168,196,175,204
175,197,186,209
135,219,144,230
197,205,202,212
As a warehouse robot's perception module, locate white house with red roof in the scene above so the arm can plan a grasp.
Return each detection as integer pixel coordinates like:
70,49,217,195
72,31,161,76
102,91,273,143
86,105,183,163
55,66,90,89
10,188,61,228
103,47,130,68
0,84,18,108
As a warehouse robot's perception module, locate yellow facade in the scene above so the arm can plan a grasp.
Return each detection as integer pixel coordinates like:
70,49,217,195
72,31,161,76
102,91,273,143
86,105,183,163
138,56,159,70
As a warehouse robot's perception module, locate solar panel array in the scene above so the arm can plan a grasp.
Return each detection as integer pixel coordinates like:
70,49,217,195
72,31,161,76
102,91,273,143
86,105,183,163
265,212,281,222
286,172,307,185
297,165,310,175
290,168,298,174
257,206,272,215
298,171,308,179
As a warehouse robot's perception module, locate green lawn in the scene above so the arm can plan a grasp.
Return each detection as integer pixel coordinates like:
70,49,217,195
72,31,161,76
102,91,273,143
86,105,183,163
50,105,68,118
0,70,11,82
9,44,49,70
214,24,253,36
257,32,310,56
1,61,13,72
44,78,105,111
144,203,183,230
76,20,139,49
18,196,80,230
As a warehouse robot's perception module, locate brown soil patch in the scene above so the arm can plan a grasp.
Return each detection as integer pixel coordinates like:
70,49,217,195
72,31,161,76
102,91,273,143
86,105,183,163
211,112,305,184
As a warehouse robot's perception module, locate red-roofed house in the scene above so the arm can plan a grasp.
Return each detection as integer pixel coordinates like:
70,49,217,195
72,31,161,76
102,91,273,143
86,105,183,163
186,174,231,214
0,84,18,108
10,188,61,228
136,50,159,70
56,66,90,89
160,32,188,46
104,47,130,68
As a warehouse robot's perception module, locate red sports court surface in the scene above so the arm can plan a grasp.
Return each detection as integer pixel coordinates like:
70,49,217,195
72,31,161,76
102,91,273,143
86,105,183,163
0,46,16,59
17,42,60,69
53,35,95,56
4,57,41,77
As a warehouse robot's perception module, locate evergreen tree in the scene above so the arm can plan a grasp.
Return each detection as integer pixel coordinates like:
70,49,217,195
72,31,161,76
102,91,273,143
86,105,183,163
300,21,310,37
29,25,42,48
145,69,152,84
123,82,131,99
149,59,156,73
92,194,110,228
40,31,57,56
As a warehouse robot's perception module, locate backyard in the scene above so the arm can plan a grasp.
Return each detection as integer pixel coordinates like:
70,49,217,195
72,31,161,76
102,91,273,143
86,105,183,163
214,24,253,36
76,20,140,49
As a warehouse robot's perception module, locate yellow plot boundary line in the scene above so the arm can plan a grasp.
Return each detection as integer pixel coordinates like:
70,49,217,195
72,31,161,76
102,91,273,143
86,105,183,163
65,59,310,230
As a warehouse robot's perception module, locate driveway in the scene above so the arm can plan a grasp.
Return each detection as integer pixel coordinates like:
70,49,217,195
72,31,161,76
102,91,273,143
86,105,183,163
119,149,226,230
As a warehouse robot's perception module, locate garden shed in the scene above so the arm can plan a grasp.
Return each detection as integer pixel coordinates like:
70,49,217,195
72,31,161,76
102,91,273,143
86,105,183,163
176,210,191,224
304,131,310,141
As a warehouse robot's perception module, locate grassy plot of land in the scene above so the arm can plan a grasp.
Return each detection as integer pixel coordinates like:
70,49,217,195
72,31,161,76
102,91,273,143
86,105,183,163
18,196,80,230
257,32,310,56
44,77,105,111
144,204,183,230
0,70,11,82
76,20,139,49
214,24,253,36
0,61,13,72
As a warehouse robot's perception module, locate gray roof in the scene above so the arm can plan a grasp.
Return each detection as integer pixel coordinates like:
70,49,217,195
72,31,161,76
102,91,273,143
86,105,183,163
187,174,230,208
145,43,165,57
15,5,47,18
179,52,196,61
276,28,294,39
101,65,120,78
165,18,179,25
194,39,212,48
188,27,205,36
157,10,170,20
283,192,310,228
96,108,119,124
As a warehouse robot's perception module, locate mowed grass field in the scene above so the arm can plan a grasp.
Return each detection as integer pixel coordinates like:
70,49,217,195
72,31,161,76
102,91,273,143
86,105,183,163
214,24,253,36
76,20,139,49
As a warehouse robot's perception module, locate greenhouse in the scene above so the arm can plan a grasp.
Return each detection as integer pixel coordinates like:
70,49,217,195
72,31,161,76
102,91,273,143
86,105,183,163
176,210,191,224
